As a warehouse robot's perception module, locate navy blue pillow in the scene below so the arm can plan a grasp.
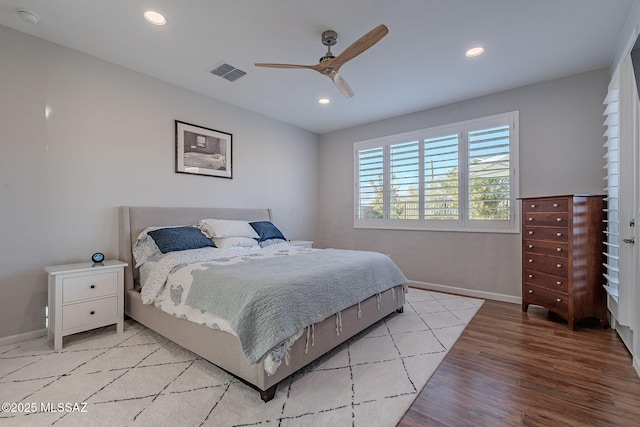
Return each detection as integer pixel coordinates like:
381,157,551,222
250,221,286,243
147,226,215,253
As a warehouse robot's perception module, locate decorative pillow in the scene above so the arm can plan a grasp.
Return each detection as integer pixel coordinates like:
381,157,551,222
212,236,259,248
259,238,288,248
198,219,259,239
147,226,214,254
250,221,286,242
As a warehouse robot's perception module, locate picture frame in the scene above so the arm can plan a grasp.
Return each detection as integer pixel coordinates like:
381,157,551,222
175,120,232,179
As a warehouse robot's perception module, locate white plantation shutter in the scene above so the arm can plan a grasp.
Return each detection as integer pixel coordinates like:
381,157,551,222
356,146,384,220
603,78,620,297
424,134,459,221
390,140,420,220
354,111,518,232
467,125,511,221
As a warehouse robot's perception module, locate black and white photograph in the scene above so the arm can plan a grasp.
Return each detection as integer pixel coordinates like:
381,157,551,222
175,120,232,178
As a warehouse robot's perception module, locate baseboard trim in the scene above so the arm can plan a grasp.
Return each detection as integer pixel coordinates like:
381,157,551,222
635,355,640,378
409,280,521,304
0,329,47,347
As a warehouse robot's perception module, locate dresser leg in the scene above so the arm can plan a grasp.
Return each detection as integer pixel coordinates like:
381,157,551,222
522,303,529,312
568,318,576,331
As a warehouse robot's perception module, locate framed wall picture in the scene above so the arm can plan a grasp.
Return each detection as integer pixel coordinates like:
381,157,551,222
175,120,232,179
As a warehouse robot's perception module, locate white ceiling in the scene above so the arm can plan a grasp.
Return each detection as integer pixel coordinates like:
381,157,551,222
0,0,635,134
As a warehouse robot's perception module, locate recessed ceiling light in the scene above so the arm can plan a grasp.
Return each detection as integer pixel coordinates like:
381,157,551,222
318,98,330,105
144,10,166,26
17,10,39,24
466,46,485,58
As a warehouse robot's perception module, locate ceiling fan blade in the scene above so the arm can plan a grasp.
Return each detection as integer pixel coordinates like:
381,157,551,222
330,24,388,70
254,62,327,77
255,62,316,70
332,72,354,98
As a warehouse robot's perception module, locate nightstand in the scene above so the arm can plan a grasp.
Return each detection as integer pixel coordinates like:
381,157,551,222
289,240,314,248
44,260,128,350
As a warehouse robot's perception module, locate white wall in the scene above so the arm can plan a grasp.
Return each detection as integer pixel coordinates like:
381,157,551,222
318,69,609,301
0,26,319,340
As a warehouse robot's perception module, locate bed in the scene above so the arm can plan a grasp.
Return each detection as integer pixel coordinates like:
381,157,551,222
119,206,407,402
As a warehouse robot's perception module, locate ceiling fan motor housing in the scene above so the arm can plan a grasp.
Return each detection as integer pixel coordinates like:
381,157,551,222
321,30,337,47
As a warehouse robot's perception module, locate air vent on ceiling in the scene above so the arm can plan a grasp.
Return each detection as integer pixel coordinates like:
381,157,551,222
210,63,247,82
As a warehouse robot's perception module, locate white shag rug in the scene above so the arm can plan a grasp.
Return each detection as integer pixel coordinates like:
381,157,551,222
0,289,482,427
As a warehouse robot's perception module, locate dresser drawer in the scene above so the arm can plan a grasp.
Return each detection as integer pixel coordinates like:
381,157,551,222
524,284,568,313
524,269,568,293
524,226,568,242
62,296,118,331
524,240,568,257
524,253,568,277
523,198,568,213
63,272,118,303
524,212,569,227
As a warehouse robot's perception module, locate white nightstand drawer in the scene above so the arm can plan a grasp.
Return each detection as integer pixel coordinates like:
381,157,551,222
63,271,118,303
62,296,118,331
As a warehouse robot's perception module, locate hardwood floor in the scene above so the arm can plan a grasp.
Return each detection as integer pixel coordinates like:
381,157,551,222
398,299,640,427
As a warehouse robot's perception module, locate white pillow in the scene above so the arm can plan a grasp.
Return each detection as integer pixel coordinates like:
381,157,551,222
213,236,258,248
198,219,259,239
132,227,163,267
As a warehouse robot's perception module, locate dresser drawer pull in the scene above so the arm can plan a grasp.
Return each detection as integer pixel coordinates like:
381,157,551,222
553,203,559,207
528,244,534,249
556,232,562,237
556,281,562,285
556,263,562,268
528,289,533,294
528,259,534,263
556,298,562,303
530,204,536,208
528,274,534,278
90,284,95,289
528,231,534,235
90,310,95,315
556,248,562,252
528,217,534,222
556,218,562,222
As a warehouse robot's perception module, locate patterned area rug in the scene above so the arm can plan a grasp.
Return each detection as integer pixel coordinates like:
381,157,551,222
0,289,482,426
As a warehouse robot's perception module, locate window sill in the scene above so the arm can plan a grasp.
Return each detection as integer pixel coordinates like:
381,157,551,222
353,224,519,234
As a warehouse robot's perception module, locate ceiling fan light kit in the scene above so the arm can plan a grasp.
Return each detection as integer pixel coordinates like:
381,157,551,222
255,24,388,98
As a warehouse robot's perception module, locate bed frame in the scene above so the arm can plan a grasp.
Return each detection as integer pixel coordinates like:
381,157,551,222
118,206,405,401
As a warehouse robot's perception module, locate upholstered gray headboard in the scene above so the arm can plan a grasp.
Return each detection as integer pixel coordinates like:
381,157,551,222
118,206,272,292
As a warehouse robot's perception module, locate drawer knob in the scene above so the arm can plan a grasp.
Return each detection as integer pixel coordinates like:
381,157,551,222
90,310,95,315
556,281,562,285
528,244,534,248
553,203,559,207
528,217,534,221
528,231,534,235
528,289,534,294
531,204,536,208
90,284,95,289
556,218,562,222
556,232,562,237
556,263,562,268
528,259,534,263
528,274,534,278
556,298,562,303
556,248,562,252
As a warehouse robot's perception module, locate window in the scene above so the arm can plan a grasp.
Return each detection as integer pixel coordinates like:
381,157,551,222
354,111,519,232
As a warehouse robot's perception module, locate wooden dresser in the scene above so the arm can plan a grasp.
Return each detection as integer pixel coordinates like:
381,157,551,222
521,195,608,330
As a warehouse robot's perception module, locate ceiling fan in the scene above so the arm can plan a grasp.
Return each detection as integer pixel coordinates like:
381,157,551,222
255,24,388,98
